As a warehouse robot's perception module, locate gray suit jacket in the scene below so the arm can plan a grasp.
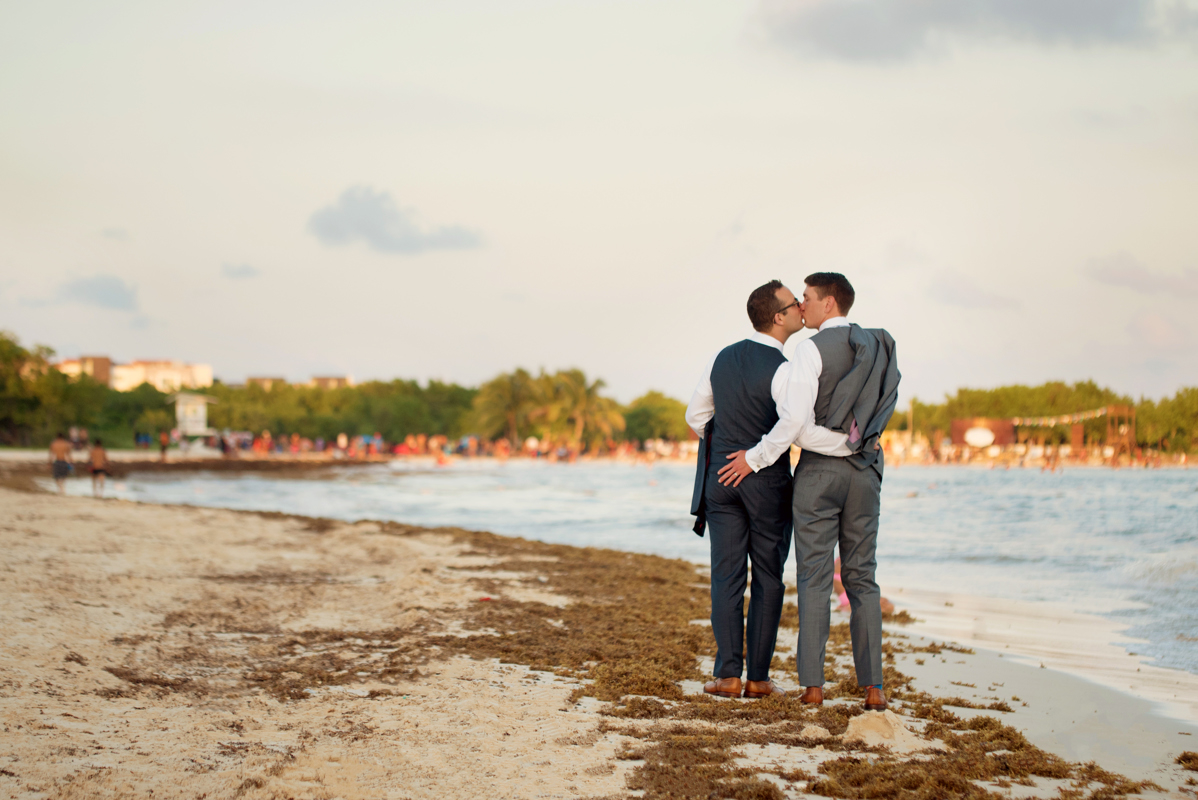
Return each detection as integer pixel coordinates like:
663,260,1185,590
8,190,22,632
821,325,900,474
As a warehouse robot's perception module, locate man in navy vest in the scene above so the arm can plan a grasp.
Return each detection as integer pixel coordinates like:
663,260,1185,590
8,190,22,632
719,273,899,712
686,280,852,700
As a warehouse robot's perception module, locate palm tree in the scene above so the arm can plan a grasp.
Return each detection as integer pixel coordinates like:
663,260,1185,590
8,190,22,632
552,369,625,450
472,368,537,445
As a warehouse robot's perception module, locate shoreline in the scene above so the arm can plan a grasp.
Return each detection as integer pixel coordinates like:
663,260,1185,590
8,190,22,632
885,587,1198,725
2,446,1193,471
2,486,1196,797
5,453,1196,728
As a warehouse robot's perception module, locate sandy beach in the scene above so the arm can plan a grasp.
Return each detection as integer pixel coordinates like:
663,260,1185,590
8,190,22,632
2,475,1197,799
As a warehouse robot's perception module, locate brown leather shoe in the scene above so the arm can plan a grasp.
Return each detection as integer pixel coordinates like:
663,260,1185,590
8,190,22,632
743,679,786,699
864,686,887,711
799,686,824,705
703,677,743,698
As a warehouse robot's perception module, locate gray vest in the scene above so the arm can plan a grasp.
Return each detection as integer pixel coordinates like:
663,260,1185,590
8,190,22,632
810,326,855,429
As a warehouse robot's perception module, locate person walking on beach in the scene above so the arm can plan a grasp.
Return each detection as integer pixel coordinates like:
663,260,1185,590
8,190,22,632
88,438,110,498
49,432,72,494
721,273,899,712
686,280,853,701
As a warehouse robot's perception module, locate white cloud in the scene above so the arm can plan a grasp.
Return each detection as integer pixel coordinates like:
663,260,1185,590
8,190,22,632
55,275,138,311
1127,312,1190,349
1086,253,1198,296
307,187,482,256
928,271,1018,309
222,263,261,279
761,0,1193,62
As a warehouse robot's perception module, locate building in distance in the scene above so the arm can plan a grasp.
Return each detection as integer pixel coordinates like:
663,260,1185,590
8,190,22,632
54,357,212,393
308,375,354,390
246,377,287,391
53,356,113,386
112,361,214,393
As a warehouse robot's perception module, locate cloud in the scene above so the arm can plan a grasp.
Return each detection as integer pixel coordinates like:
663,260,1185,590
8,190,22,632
760,0,1190,62
1086,253,1198,296
222,263,261,279
56,275,138,311
929,271,1019,309
307,186,482,255
1127,312,1190,349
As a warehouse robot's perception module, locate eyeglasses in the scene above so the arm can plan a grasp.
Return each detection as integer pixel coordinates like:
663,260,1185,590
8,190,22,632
775,299,800,316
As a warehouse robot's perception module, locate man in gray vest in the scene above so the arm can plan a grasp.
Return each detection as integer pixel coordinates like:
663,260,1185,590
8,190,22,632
720,272,899,712
686,280,853,700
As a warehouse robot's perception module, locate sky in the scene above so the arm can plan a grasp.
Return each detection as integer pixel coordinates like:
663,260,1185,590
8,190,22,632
2,0,1197,405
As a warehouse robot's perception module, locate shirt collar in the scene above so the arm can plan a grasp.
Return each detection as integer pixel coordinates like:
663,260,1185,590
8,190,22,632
748,330,785,352
819,316,850,331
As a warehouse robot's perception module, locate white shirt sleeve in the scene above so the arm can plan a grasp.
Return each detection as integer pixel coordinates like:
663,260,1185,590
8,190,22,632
795,420,853,456
684,353,717,438
744,339,849,471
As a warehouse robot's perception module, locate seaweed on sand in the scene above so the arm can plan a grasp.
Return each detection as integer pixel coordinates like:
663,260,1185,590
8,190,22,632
429,527,1160,800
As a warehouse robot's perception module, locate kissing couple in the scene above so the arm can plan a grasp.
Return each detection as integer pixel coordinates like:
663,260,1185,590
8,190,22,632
685,273,899,711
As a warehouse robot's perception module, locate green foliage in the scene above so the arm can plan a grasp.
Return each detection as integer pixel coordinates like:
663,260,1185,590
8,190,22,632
5,328,1195,453
1137,387,1198,452
1,331,112,445
471,368,538,444
470,368,626,448
900,380,1198,451
623,391,691,442
0,331,478,447
206,379,477,442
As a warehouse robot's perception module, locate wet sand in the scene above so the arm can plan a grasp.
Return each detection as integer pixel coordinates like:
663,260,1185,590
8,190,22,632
2,485,1197,799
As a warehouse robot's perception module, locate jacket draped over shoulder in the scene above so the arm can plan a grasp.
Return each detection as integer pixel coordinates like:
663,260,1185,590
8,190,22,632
820,325,900,473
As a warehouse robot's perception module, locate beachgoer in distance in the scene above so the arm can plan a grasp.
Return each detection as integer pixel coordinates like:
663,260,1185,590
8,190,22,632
49,432,72,494
686,280,853,701
722,273,899,712
159,430,170,462
89,438,110,498
833,557,895,615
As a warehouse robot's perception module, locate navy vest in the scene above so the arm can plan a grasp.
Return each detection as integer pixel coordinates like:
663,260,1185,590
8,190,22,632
709,340,789,475
691,338,788,536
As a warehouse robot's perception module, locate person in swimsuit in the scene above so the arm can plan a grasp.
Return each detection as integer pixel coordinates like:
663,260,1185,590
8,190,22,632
832,556,895,614
49,432,72,494
89,438,110,498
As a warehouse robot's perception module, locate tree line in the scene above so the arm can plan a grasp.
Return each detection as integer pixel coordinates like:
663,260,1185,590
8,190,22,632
0,332,690,449
893,380,1198,453
7,331,1194,453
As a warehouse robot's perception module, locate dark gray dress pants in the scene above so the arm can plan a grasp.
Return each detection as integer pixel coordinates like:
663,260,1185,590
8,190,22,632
704,463,792,682
793,453,883,688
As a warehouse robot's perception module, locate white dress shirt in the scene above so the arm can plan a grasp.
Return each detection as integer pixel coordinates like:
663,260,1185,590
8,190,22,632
685,330,849,471
743,317,853,470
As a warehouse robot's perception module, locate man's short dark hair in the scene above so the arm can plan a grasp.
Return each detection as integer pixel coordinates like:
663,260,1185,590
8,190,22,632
804,272,855,315
747,280,785,332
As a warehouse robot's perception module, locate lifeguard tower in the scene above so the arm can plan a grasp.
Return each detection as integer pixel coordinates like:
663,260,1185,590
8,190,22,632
170,392,218,437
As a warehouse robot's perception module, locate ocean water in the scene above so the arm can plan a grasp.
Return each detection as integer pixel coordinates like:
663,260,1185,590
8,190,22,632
57,460,1198,675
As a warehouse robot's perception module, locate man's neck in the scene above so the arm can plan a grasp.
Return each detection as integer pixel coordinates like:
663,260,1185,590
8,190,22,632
763,328,791,345
817,315,848,332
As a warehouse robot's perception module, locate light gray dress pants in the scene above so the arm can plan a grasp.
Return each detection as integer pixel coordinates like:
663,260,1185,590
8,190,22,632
792,452,884,688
